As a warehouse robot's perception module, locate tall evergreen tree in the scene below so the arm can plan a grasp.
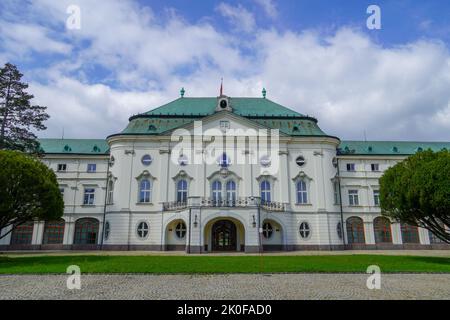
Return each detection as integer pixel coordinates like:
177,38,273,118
0,63,49,152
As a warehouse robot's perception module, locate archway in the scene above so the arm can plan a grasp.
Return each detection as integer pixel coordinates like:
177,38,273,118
261,219,284,251
203,217,245,252
212,220,236,251
165,219,187,251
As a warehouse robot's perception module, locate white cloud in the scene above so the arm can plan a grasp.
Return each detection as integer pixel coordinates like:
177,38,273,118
2,0,450,142
0,20,71,57
216,2,256,33
254,0,278,19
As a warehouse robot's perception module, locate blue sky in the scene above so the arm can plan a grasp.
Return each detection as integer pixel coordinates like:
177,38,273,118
1,0,450,141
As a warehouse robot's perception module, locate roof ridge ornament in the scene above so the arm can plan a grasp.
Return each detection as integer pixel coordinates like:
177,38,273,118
180,87,185,98
262,88,266,99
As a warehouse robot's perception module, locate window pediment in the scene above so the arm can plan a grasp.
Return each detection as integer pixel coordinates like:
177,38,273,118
292,171,313,182
135,170,157,181
172,170,193,181
207,168,242,181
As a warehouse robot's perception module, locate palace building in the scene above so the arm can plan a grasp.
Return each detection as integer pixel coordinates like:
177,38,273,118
1,92,449,252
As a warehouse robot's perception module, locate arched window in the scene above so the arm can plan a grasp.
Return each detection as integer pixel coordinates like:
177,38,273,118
107,180,114,205
373,217,392,243
401,223,420,244
260,180,271,203
74,218,99,244
226,180,236,205
296,180,308,204
139,179,151,203
43,219,65,244
346,217,365,244
10,221,34,245
177,179,188,203
212,180,222,204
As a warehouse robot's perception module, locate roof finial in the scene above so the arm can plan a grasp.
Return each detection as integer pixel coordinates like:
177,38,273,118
180,87,185,98
262,87,266,98
220,78,223,96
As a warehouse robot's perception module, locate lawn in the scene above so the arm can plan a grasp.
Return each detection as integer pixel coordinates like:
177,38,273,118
0,254,449,274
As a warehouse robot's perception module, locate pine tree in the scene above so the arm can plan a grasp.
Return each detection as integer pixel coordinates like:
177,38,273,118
0,63,49,152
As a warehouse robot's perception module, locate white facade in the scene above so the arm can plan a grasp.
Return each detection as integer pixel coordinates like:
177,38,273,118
1,95,448,252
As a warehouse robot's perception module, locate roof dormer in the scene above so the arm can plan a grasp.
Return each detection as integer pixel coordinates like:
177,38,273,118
215,95,232,112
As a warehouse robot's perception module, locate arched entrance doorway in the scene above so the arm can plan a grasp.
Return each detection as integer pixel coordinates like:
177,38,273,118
212,220,237,251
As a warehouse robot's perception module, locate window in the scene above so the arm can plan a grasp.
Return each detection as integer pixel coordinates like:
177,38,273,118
57,164,67,172
83,188,95,205
177,180,188,203
262,222,273,239
401,223,420,244
104,221,110,240
212,181,222,203
260,180,271,203
296,180,308,204
175,222,187,239
87,163,96,173
333,181,340,205
137,221,149,239
73,218,99,244
260,155,271,167
373,217,392,243
218,153,230,168
107,180,114,205
178,154,188,166
226,180,236,204
141,154,152,166
348,190,359,206
371,163,379,171
337,222,343,239
373,190,380,206
43,219,65,244
346,163,355,171
220,120,230,132
59,187,65,200
139,179,151,203
10,221,34,245
299,222,311,239
295,156,306,167
346,217,365,244
109,156,115,167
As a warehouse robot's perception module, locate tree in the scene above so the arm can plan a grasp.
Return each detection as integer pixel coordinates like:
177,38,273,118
0,150,63,239
0,63,49,152
380,149,450,243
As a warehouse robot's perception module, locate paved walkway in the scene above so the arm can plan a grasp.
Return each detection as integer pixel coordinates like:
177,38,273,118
1,250,450,258
1,274,449,300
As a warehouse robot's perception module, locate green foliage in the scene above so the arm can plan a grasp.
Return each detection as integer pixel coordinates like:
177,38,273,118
380,149,450,243
0,150,63,238
0,63,49,152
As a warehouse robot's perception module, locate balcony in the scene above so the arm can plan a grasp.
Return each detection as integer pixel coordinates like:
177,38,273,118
162,197,286,212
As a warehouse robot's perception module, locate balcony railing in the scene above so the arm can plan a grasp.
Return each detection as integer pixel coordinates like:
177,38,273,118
162,201,188,211
162,197,286,212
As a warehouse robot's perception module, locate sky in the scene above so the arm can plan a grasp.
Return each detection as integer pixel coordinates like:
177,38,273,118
1,0,450,141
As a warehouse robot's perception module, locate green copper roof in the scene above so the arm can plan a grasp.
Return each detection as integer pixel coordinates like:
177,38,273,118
339,141,450,155
142,97,305,117
38,139,109,155
117,96,330,137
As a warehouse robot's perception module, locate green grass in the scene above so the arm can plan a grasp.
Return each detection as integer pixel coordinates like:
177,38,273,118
0,254,449,274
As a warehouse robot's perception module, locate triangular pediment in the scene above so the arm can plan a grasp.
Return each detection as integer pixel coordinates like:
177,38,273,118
162,111,288,137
